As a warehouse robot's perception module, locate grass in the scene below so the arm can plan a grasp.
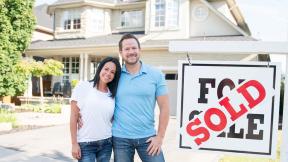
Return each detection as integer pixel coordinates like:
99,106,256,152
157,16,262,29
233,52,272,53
220,131,282,162
0,109,17,126
19,104,62,113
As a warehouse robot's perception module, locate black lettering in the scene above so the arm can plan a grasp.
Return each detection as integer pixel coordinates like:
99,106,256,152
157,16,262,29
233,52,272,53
217,78,235,99
227,124,244,138
198,78,215,103
245,114,264,140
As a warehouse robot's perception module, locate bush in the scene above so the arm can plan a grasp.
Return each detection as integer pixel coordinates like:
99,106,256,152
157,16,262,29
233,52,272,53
71,79,79,89
43,104,61,113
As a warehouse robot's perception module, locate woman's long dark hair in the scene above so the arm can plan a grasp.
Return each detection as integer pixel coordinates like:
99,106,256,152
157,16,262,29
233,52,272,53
90,57,121,98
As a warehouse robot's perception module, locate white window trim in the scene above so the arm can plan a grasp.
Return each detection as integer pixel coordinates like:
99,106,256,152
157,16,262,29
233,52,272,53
120,10,145,29
151,0,180,31
62,57,80,83
61,10,82,31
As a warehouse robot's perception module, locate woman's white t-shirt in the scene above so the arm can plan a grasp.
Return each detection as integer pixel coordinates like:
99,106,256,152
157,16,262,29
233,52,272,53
70,81,115,142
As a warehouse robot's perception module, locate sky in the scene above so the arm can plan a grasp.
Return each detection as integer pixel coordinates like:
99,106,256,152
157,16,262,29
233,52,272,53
35,0,288,71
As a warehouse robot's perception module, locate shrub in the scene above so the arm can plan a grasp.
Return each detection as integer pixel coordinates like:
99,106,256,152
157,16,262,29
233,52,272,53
71,79,79,89
20,104,62,113
43,104,61,113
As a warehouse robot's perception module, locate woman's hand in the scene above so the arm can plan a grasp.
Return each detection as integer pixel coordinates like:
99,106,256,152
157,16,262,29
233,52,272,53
72,143,81,159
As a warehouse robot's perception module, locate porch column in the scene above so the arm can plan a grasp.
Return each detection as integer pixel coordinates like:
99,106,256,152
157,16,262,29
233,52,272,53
79,53,84,81
84,53,89,81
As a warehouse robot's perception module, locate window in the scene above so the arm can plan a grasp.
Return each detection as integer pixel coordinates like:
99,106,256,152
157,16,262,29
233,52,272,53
166,0,179,27
62,10,81,30
62,57,70,74
192,4,209,21
62,57,80,82
121,10,144,28
73,19,81,29
165,74,178,80
90,9,104,32
155,0,165,27
71,57,79,73
64,20,71,30
154,0,179,28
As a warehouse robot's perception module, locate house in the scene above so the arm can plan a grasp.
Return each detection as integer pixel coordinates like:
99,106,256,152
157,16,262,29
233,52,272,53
26,0,268,114
32,4,54,41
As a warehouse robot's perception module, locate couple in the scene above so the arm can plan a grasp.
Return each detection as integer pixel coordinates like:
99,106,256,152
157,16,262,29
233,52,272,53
70,34,170,162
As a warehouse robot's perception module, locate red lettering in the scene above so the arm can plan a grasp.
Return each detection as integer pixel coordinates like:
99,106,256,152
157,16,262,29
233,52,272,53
204,108,227,131
186,118,210,145
219,97,248,121
237,80,266,109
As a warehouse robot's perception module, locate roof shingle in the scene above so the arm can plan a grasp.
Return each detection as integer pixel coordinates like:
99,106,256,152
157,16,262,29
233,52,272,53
28,35,256,50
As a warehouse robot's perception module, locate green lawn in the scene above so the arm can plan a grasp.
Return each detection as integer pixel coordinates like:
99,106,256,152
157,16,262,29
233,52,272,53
0,109,16,126
220,131,282,162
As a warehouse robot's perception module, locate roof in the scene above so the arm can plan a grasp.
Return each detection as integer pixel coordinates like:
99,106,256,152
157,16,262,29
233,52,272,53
28,35,256,50
33,4,53,30
52,0,115,6
201,0,250,36
225,0,251,35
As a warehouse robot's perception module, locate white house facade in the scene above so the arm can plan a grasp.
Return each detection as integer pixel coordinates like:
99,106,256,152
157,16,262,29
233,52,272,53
26,0,268,114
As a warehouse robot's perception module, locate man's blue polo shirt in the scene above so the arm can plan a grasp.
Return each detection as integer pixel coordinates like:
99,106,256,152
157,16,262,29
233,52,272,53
112,62,168,138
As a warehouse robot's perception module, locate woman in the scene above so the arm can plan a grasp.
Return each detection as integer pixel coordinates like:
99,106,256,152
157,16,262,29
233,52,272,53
70,57,121,162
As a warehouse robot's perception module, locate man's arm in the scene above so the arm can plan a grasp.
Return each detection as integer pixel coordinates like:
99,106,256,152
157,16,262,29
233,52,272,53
146,94,170,156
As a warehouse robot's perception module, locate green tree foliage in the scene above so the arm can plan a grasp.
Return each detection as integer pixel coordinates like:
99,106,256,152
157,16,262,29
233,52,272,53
18,59,64,100
0,0,36,96
19,59,64,77
0,53,28,96
0,0,35,63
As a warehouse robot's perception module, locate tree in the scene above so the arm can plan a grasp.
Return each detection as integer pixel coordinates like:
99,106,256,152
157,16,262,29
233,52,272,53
0,53,28,97
0,0,35,97
19,59,64,103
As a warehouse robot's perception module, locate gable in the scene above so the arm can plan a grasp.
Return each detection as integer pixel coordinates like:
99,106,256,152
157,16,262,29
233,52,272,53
190,0,248,37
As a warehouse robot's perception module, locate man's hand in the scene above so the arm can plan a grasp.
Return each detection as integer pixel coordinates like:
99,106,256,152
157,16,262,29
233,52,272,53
72,143,81,159
146,135,163,156
77,113,83,129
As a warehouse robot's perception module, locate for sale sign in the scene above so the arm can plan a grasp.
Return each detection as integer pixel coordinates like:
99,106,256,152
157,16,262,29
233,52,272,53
177,61,281,158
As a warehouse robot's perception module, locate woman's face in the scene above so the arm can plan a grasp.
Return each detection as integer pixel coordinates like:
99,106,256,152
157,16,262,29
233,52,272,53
99,61,116,84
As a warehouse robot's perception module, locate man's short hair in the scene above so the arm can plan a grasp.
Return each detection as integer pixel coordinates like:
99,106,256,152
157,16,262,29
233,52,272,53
118,33,141,51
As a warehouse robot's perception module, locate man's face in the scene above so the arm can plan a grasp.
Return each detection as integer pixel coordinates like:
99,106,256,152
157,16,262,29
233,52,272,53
120,38,140,65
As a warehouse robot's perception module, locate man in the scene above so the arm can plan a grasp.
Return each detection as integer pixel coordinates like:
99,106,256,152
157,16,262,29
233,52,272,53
112,33,170,162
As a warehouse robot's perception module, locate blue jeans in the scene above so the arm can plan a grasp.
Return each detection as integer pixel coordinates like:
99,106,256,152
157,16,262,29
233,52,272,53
113,136,165,162
78,137,112,162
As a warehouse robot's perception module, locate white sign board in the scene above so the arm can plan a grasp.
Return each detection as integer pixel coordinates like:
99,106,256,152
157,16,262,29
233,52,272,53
177,61,281,158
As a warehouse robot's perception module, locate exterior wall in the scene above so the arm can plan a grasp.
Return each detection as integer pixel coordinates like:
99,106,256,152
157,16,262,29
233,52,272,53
210,0,237,25
32,31,53,41
140,50,257,73
51,0,242,39
189,0,240,37
54,7,85,39
166,80,177,116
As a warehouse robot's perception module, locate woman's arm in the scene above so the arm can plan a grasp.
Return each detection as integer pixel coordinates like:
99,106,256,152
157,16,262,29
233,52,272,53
70,101,81,159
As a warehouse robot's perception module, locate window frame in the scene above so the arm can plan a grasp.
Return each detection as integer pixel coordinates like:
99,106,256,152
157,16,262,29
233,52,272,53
62,10,82,31
120,10,144,28
153,0,179,29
